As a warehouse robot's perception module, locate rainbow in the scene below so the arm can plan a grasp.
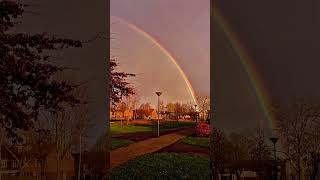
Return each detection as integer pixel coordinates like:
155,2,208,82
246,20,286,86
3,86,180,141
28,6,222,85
111,16,198,105
212,5,275,130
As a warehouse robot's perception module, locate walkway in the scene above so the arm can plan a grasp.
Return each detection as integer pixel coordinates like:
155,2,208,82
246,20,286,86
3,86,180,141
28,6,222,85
110,127,193,168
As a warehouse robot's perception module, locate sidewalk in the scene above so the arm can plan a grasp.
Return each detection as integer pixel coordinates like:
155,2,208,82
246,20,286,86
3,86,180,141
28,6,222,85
110,128,193,168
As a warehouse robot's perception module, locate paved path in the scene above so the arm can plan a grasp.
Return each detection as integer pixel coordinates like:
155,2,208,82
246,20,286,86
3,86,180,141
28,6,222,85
110,128,193,168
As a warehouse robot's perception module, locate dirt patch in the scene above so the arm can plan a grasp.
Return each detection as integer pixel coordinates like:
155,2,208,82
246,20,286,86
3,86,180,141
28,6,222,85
157,141,209,157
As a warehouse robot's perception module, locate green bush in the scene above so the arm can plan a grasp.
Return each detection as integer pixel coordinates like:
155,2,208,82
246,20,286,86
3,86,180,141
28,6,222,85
110,153,210,180
182,137,210,148
156,121,196,130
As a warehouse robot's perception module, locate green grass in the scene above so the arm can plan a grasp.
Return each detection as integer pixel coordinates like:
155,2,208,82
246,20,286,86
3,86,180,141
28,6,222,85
111,138,134,150
110,153,210,180
158,121,196,130
111,121,195,135
182,136,210,148
111,124,152,134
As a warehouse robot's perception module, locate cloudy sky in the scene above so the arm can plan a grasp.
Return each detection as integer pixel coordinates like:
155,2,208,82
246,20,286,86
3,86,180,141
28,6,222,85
111,0,210,106
214,0,320,133
18,0,108,144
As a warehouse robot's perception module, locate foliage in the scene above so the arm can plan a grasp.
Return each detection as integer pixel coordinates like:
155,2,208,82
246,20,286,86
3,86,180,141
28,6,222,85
182,136,209,148
110,153,210,180
110,59,135,105
111,138,134,150
0,0,82,142
110,124,152,134
195,122,210,137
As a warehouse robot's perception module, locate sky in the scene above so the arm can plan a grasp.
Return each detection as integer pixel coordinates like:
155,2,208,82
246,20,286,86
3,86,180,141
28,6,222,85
213,0,320,133
14,0,320,137
111,0,210,106
17,0,108,145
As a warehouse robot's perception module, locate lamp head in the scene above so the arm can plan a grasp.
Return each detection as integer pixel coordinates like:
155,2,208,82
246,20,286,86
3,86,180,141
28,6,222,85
156,92,162,96
270,137,279,144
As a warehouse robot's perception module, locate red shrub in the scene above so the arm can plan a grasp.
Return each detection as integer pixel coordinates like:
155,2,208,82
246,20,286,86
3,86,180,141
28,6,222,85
195,122,210,137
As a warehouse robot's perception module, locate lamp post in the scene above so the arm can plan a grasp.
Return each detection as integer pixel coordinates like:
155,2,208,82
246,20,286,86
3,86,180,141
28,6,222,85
270,137,279,180
156,92,162,137
194,104,198,124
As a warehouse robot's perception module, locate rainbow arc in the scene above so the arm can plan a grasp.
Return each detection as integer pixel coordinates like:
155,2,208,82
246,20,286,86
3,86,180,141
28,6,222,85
111,16,198,105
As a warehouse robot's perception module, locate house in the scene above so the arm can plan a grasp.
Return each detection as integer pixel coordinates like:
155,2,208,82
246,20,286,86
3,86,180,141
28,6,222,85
133,108,158,119
73,151,108,180
218,160,286,180
0,146,21,176
0,143,76,179
17,146,75,180
111,109,133,120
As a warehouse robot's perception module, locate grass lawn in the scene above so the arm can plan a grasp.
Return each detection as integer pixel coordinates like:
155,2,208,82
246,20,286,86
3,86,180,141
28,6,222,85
111,121,195,135
111,124,152,134
110,153,210,180
111,138,134,150
182,136,210,148
158,121,196,130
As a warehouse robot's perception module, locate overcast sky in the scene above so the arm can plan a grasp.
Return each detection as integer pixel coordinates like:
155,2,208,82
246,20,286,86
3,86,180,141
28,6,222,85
18,0,108,145
214,0,320,133
111,0,210,106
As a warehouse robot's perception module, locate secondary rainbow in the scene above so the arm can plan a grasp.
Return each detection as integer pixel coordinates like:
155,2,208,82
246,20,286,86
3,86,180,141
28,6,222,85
212,5,275,130
111,16,198,105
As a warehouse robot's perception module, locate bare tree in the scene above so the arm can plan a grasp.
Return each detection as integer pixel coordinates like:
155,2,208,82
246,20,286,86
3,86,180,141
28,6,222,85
53,85,93,180
228,132,251,161
196,95,210,120
248,127,272,161
210,127,230,180
125,93,139,124
117,102,128,125
274,102,320,180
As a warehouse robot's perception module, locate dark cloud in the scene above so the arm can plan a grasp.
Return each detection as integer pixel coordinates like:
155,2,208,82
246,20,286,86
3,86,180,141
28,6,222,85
214,0,320,132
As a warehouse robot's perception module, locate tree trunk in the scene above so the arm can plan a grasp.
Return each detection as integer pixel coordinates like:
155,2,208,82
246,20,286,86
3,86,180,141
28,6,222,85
78,133,82,180
0,129,4,180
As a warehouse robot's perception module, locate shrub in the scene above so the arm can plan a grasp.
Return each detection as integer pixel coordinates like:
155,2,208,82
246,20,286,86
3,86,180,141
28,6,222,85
110,153,210,179
195,122,210,137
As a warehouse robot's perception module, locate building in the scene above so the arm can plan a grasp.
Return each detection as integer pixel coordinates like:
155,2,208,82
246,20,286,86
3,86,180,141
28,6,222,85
19,147,75,180
218,160,286,180
0,145,75,180
0,146,21,176
111,109,133,120
133,108,158,119
73,151,107,180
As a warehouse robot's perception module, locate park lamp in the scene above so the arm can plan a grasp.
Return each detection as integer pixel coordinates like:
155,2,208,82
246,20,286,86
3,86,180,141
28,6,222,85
270,137,279,180
155,92,162,137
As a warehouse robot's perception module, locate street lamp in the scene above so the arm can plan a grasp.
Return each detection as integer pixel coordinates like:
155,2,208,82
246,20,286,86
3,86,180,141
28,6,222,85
156,92,162,137
194,104,198,124
270,137,279,180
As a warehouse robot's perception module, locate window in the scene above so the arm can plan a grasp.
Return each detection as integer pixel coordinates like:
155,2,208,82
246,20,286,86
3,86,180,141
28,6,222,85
12,160,18,168
1,160,7,169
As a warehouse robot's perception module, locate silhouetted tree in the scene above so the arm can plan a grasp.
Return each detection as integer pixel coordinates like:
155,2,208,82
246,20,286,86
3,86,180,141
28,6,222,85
110,59,135,105
274,102,320,180
0,0,82,143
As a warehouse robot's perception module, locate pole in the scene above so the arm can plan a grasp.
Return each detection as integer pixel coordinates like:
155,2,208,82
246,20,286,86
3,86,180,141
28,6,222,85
78,132,81,180
157,95,160,137
269,137,278,180
0,128,4,180
273,142,277,180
